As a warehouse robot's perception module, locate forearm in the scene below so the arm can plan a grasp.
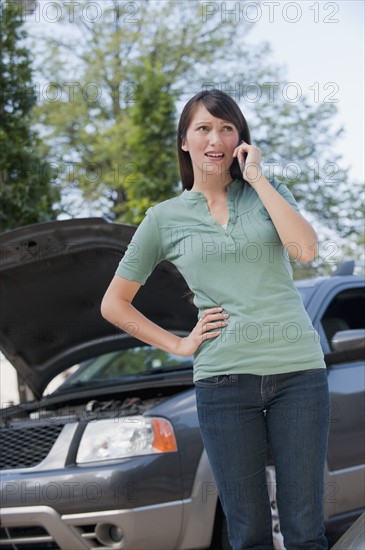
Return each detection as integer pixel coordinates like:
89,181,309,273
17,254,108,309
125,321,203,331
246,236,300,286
234,141,318,263
101,297,182,354
252,175,318,263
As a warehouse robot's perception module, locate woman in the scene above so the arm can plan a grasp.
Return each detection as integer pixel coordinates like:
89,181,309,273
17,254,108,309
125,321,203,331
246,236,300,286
101,89,330,550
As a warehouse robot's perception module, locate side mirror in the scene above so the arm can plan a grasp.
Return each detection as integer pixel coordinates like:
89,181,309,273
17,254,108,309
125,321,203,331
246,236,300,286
331,329,365,353
325,329,365,366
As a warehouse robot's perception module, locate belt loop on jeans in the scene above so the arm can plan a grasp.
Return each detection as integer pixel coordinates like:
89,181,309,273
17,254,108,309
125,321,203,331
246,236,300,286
229,374,239,383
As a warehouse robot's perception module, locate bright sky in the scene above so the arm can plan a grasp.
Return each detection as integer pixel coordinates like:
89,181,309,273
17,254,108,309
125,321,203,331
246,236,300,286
245,0,364,182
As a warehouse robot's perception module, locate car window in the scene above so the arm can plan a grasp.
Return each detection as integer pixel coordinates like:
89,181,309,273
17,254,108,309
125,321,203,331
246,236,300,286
321,288,365,350
53,347,193,391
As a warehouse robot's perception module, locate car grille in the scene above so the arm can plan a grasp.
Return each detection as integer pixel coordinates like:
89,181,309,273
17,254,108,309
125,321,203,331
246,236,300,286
0,424,64,469
0,526,61,549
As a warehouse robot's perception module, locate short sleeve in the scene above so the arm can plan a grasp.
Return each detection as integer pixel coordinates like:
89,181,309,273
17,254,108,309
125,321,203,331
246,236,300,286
115,207,164,284
271,179,300,212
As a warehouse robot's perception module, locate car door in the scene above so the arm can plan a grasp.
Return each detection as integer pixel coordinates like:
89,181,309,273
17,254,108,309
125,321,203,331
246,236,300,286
312,281,365,520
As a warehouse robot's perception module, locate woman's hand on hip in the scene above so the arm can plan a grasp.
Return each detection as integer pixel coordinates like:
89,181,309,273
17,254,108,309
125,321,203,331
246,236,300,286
175,307,229,357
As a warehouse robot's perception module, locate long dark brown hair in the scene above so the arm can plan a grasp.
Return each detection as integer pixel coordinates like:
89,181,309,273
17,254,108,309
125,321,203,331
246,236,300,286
177,89,251,190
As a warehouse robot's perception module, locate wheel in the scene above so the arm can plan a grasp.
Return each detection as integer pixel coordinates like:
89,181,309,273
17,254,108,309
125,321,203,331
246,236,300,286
266,466,286,550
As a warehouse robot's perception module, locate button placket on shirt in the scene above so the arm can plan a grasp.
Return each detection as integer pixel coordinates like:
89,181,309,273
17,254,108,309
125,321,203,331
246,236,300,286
202,197,237,249
224,184,238,245
181,182,239,247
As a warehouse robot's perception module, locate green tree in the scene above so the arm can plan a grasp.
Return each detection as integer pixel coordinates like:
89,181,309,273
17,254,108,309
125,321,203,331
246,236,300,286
0,0,59,231
120,60,179,222
28,0,362,245
29,0,247,220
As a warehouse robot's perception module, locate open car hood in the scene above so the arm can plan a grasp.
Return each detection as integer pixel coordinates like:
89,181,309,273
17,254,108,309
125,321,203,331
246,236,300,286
0,218,197,398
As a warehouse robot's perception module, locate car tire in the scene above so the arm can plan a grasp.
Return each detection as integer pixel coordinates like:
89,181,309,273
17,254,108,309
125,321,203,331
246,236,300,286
266,466,286,550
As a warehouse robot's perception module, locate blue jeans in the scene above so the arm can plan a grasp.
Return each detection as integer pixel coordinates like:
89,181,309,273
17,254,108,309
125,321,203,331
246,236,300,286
195,369,330,550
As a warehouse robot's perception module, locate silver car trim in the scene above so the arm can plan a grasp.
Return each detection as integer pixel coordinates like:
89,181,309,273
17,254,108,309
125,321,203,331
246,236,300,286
1,501,185,549
176,450,218,549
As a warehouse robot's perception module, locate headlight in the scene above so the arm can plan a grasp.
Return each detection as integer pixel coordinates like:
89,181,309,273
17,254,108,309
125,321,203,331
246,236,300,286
76,416,177,463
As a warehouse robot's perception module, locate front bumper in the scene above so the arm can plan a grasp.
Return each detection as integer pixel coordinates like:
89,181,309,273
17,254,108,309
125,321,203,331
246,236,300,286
0,450,218,550
0,501,184,549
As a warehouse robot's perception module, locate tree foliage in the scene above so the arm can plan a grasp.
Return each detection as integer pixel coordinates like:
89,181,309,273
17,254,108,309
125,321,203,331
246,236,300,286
0,0,59,231
117,60,180,222
24,0,362,246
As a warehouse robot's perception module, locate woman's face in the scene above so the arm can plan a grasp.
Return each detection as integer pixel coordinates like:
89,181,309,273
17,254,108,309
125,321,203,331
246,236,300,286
181,103,240,183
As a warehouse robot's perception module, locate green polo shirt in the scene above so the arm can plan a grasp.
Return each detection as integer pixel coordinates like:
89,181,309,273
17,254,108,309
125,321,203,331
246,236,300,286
115,179,325,381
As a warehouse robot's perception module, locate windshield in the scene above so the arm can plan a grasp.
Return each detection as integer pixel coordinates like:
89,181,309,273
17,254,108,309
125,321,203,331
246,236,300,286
53,346,193,392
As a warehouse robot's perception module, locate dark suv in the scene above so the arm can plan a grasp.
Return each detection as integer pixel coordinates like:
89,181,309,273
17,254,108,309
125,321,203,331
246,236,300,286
0,218,364,550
